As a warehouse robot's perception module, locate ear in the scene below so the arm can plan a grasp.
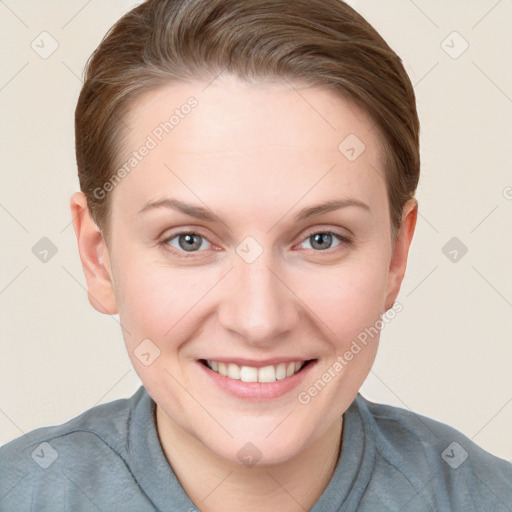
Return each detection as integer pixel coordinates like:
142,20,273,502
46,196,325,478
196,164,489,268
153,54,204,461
70,192,118,315
384,198,418,310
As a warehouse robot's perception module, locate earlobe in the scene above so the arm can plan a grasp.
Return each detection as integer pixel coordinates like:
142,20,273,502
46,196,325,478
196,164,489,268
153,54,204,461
384,198,418,310
70,192,118,315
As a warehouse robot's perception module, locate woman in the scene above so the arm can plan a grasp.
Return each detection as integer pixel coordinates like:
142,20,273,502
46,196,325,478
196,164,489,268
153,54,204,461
1,0,511,510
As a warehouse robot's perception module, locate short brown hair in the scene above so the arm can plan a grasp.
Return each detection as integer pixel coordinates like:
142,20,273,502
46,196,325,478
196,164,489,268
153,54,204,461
75,0,419,240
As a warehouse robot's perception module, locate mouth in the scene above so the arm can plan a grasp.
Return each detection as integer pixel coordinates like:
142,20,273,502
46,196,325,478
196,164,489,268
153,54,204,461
196,357,318,400
200,359,315,383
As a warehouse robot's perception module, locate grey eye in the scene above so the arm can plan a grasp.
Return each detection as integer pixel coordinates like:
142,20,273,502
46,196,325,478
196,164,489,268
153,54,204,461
301,232,342,251
168,233,210,252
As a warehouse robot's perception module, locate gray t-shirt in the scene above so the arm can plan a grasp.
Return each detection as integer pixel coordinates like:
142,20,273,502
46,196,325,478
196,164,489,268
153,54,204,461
1,386,511,511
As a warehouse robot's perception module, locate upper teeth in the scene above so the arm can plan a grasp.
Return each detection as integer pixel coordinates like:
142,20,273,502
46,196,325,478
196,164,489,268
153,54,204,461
206,360,305,383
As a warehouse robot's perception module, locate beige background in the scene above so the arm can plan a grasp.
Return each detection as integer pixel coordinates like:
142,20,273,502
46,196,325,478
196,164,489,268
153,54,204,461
1,0,511,461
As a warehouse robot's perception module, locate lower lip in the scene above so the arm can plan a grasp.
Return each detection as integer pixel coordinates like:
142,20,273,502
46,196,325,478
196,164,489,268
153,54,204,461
197,360,316,400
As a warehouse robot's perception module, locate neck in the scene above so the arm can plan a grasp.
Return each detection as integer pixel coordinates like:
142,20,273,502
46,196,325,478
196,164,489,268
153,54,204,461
156,407,343,512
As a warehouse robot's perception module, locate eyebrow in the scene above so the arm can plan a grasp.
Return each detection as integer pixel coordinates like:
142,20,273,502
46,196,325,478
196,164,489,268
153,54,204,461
138,197,370,223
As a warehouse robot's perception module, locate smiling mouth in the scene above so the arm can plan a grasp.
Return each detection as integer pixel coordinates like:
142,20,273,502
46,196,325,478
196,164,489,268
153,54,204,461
200,359,316,383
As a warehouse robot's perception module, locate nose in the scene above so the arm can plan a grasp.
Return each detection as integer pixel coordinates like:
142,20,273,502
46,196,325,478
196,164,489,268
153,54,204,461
217,252,301,347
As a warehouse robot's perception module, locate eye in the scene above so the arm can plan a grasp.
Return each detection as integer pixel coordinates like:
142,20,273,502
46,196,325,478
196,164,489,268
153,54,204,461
161,229,352,258
164,232,212,254
298,230,351,251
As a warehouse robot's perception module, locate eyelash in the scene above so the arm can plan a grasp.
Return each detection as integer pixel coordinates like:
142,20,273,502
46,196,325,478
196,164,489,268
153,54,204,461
160,229,353,259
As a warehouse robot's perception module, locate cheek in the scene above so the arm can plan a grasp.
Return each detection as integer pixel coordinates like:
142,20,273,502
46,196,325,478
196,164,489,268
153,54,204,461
113,254,215,346
300,256,389,343
295,257,389,406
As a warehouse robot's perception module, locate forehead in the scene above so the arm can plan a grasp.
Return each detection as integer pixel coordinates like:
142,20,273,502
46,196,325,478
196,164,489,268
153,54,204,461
124,75,382,153
113,76,387,218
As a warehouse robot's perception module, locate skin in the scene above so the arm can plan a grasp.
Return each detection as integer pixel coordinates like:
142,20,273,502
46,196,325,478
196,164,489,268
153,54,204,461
71,74,417,511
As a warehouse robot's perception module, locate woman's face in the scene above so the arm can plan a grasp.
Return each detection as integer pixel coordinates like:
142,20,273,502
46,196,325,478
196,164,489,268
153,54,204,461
100,74,414,465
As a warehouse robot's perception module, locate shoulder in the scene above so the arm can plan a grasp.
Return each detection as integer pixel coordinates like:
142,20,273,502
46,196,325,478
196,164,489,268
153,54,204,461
0,386,151,510
1,387,142,460
354,394,512,510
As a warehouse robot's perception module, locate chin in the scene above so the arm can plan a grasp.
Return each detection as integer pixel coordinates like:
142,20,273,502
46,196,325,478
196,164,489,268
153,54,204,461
199,416,321,468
